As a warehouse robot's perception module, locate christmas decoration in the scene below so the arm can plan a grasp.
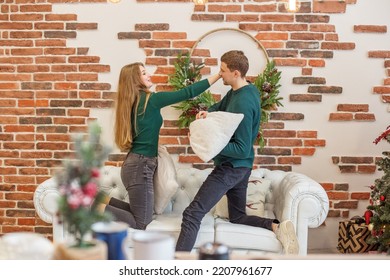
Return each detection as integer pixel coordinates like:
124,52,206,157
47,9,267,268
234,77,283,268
366,125,390,254
168,53,283,149
364,210,373,225
254,60,283,147
337,219,377,253
169,53,216,129
56,121,112,248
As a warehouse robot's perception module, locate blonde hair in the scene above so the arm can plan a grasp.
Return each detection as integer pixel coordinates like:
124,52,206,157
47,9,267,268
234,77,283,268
114,63,151,152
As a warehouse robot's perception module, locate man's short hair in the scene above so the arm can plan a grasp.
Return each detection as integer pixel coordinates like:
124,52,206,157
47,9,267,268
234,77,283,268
221,50,249,77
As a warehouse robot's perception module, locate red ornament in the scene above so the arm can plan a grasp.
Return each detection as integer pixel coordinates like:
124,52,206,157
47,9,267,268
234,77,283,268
380,195,385,201
364,210,373,225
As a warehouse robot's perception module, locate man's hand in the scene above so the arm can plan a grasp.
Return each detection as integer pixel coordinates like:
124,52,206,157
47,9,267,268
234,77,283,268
196,111,208,119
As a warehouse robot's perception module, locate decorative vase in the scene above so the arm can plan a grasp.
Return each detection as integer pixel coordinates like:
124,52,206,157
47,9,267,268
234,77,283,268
53,239,107,260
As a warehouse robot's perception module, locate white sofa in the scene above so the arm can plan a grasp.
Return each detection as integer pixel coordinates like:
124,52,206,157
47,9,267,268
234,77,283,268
34,165,329,256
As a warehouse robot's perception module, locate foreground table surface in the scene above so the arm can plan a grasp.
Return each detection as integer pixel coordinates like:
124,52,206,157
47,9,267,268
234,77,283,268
174,251,390,260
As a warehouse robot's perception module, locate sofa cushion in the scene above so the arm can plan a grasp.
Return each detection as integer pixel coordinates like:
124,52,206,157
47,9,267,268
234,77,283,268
189,111,244,162
126,213,215,249
214,219,282,253
214,178,272,219
154,145,179,214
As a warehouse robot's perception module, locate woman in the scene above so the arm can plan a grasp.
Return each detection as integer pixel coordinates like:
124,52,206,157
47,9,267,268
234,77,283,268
103,62,221,229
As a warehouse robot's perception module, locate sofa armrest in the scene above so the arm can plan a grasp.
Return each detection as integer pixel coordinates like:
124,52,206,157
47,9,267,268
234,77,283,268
33,178,65,243
272,172,329,255
33,166,125,243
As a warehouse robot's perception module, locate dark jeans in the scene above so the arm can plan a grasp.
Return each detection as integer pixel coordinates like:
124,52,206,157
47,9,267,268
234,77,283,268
175,164,276,252
105,152,157,230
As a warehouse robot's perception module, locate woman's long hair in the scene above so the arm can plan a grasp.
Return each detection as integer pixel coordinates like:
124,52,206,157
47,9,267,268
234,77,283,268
114,63,151,152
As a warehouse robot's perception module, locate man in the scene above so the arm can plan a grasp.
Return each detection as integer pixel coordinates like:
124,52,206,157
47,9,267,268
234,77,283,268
175,50,299,255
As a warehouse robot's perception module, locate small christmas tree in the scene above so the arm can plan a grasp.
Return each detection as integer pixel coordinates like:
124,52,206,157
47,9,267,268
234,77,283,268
366,125,390,254
56,121,112,248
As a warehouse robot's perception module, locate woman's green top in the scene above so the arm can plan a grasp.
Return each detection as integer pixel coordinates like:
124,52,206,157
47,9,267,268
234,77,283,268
130,79,210,157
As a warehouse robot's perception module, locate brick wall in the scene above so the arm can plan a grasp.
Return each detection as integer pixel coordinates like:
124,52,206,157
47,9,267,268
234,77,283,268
1,0,389,244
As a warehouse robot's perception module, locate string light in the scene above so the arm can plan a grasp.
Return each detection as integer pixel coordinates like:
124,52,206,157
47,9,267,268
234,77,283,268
284,0,301,13
193,0,208,5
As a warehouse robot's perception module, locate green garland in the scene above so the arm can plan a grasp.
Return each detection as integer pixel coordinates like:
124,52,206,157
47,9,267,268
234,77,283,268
254,60,283,148
169,53,216,128
168,53,283,148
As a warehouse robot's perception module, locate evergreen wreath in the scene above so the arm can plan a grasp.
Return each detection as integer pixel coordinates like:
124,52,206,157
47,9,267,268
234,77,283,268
254,60,283,148
168,52,283,148
169,53,216,129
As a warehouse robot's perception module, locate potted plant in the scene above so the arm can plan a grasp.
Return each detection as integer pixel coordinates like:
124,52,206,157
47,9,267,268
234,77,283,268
54,121,113,259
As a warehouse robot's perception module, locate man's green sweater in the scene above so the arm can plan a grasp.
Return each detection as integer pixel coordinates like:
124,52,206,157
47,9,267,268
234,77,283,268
208,83,261,168
131,79,210,157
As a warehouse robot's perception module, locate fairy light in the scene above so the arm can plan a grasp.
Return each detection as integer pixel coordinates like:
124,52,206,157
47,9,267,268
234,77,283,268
193,0,208,5
285,0,301,13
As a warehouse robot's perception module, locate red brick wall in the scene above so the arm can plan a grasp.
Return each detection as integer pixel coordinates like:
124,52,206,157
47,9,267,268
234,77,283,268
1,0,389,240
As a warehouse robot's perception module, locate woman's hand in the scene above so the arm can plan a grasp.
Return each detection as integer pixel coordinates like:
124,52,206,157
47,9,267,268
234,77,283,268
207,73,222,85
196,111,208,119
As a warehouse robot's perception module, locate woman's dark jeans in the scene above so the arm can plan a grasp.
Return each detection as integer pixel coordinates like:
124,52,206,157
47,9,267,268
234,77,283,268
105,152,157,229
175,164,275,252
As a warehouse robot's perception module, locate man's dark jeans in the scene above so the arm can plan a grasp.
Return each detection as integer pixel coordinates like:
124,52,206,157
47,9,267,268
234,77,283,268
176,163,275,252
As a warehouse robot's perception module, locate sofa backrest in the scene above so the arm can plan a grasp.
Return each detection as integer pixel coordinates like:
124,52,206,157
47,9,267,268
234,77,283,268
98,165,290,216
99,165,129,202
167,167,290,215
168,168,213,214
250,168,288,202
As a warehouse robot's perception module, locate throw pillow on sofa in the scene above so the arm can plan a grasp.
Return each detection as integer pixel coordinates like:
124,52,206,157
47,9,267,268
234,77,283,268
153,145,179,214
189,111,244,162
214,178,272,219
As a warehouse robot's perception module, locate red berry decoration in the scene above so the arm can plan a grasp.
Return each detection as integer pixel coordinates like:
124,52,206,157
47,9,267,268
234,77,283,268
364,210,373,225
380,195,385,201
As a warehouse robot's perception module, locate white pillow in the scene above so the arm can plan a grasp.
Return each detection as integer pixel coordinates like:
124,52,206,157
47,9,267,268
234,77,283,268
189,111,244,162
153,145,179,214
214,178,271,219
